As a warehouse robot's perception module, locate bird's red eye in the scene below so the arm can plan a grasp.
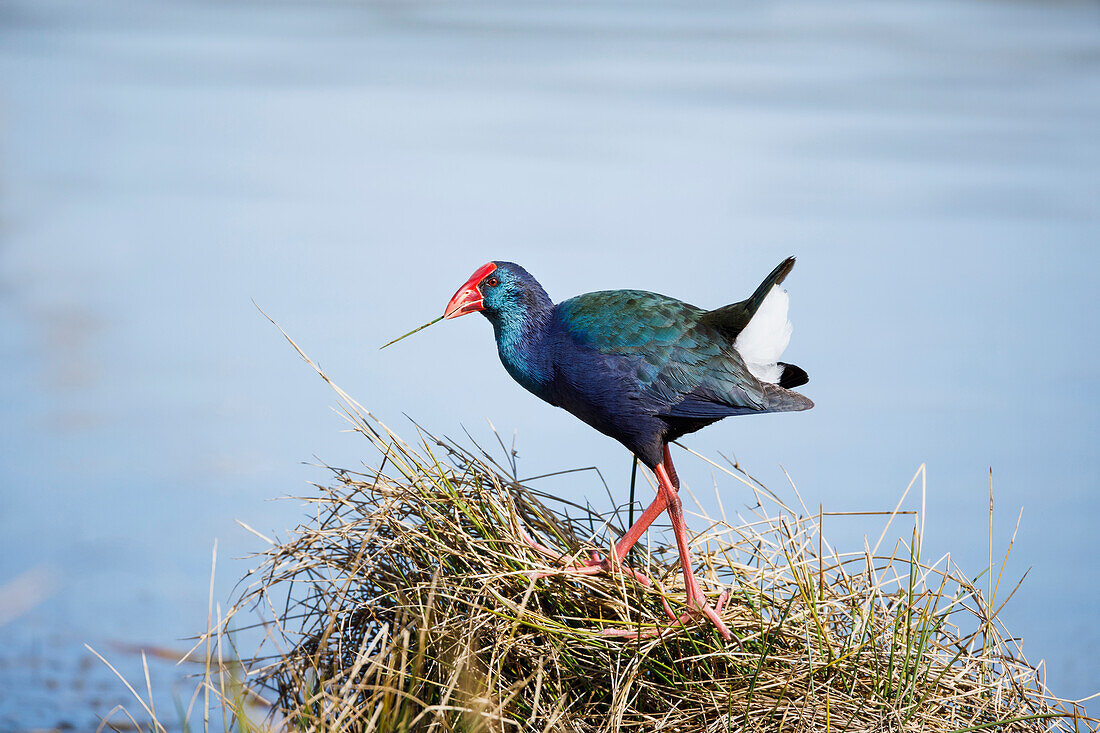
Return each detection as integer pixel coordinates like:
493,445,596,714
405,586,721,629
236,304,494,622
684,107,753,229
486,277,499,287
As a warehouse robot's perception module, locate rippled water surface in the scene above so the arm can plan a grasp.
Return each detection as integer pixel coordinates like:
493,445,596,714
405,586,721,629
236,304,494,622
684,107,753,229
1,0,1097,726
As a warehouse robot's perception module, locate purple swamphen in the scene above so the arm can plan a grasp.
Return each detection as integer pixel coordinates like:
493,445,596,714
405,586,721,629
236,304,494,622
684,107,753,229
436,258,813,640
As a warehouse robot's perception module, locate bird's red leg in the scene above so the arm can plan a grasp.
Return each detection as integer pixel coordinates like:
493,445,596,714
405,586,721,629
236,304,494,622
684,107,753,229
590,446,677,564
606,490,668,565
653,453,732,640
601,446,678,564
600,451,731,640
520,488,679,621
521,493,669,578
521,447,675,572
522,447,732,638
522,468,675,566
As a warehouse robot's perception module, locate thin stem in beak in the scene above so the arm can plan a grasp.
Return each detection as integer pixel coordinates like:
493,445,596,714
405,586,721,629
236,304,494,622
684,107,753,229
379,315,445,349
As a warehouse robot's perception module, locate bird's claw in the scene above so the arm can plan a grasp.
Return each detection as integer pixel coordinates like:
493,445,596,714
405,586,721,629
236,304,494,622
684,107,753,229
519,525,678,619
691,589,734,641
519,524,735,640
519,525,605,574
599,590,734,642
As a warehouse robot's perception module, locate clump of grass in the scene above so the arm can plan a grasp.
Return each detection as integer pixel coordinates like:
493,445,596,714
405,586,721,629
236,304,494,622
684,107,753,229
223,425,1091,732
94,332,1097,732
206,338,1093,732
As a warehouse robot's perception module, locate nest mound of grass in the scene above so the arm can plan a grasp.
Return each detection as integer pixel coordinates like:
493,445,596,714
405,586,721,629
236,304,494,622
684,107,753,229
219,372,1091,733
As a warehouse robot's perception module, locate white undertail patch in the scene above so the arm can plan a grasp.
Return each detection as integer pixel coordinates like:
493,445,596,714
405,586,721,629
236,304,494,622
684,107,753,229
734,286,792,384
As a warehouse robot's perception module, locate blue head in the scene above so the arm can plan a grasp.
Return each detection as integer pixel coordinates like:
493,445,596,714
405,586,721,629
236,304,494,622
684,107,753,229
444,261,555,393
443,261,552,329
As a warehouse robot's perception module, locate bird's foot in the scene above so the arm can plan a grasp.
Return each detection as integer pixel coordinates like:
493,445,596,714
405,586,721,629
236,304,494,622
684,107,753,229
599,589,734,642
518,525,602,574
521,527,734,639
688,588,733,641
519,526,678,620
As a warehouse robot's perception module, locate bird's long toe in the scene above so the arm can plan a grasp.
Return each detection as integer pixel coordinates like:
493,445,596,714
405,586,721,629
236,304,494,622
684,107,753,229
599,590,733,641
686,589,733,641
697,602,733,641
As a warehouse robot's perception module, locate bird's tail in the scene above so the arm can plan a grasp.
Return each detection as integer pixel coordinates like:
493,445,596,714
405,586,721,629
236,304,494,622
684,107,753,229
700,257,810,387
762,382,814,412
700,257,795,337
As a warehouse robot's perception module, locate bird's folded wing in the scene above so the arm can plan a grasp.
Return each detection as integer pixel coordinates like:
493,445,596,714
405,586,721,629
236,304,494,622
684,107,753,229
655,360,770,418
557,291,770,416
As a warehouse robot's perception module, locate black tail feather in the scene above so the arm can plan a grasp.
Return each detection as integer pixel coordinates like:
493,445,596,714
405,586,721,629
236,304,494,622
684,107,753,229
777,362,809,389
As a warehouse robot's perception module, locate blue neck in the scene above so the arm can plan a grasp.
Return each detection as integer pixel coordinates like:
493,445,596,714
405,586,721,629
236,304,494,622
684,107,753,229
486,302,554,398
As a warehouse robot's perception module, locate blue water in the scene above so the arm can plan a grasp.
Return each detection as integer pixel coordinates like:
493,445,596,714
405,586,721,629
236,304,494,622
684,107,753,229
1,0,1097,727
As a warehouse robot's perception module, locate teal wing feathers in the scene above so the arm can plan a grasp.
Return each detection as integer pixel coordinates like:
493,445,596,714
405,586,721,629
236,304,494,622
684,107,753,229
555,291,770,417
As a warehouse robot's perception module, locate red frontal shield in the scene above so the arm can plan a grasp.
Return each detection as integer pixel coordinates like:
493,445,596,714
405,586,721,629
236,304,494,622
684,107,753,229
444,262,497,319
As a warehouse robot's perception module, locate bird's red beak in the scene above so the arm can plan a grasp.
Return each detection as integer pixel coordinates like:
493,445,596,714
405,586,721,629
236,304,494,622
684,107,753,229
444,262,497,319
